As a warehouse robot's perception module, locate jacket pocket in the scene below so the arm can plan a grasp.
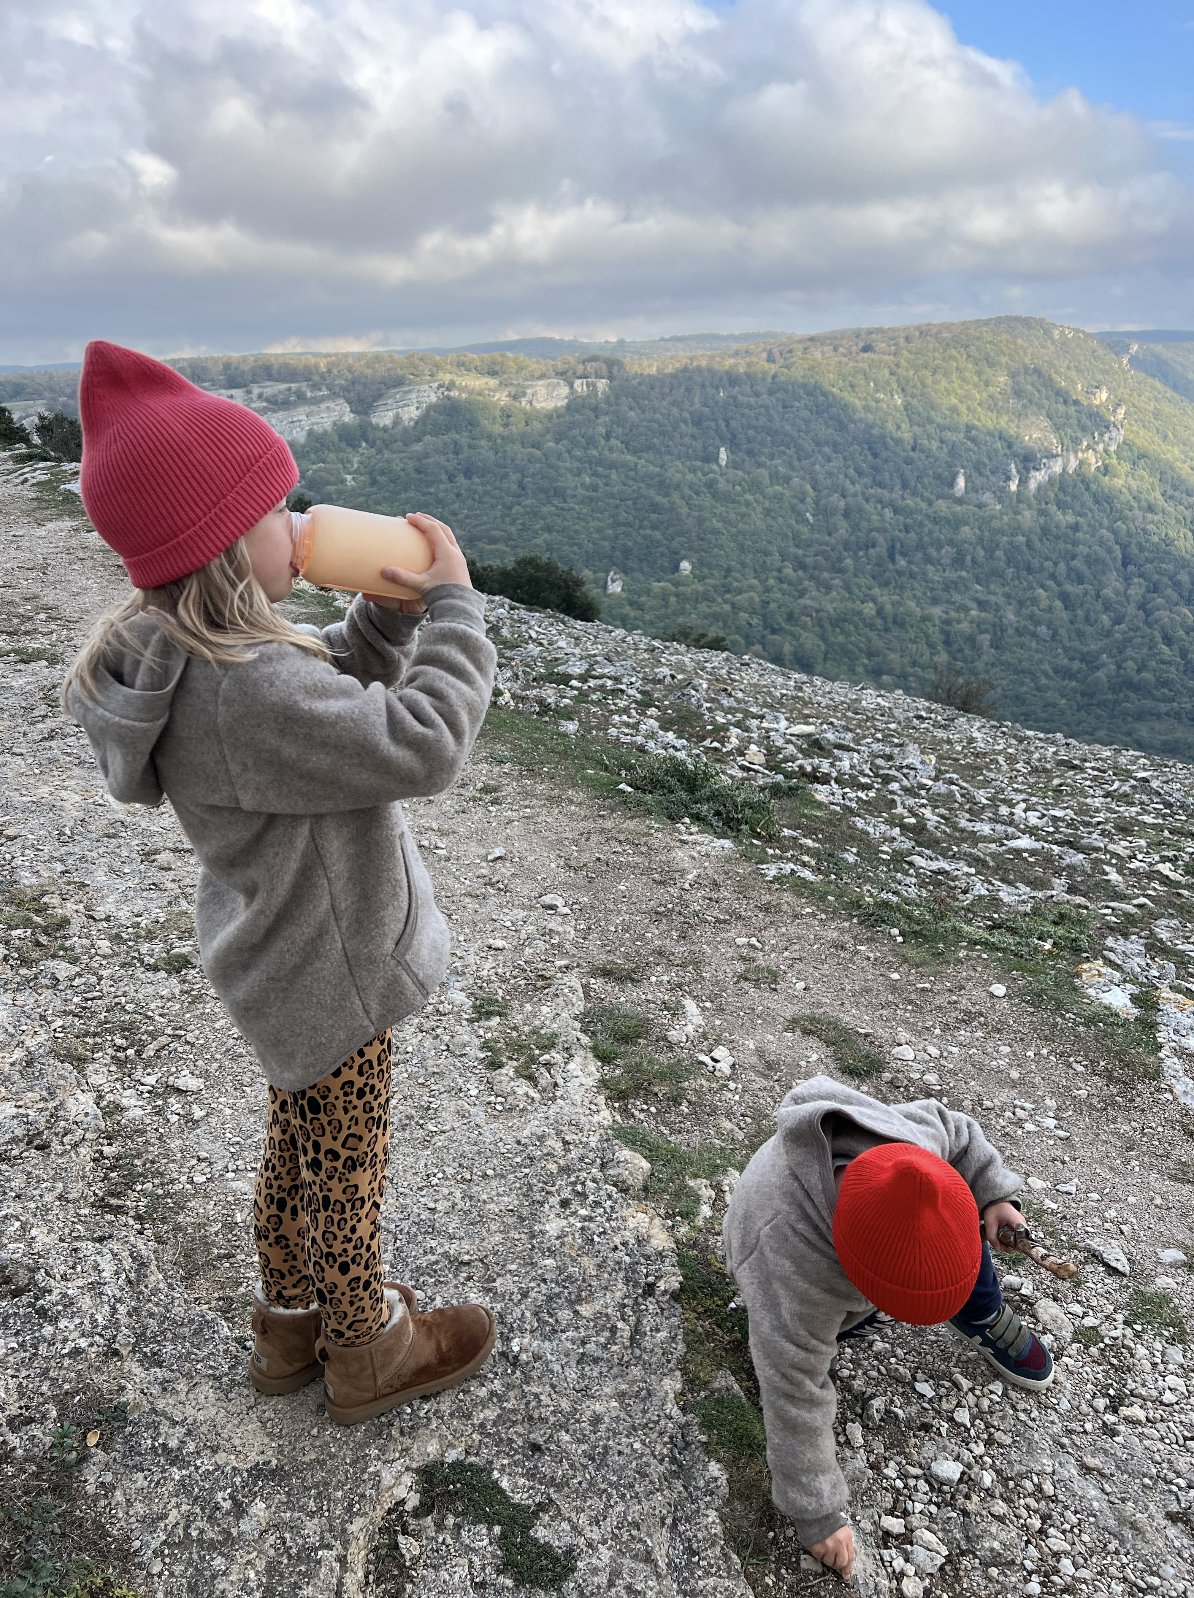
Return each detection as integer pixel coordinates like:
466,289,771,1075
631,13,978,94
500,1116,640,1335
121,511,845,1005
391,831,450,1003
392,831,423,963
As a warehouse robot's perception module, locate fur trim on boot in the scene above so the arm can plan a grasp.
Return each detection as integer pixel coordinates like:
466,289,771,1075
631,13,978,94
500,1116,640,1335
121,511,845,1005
317,1281,496,1426
249,1288,323,1395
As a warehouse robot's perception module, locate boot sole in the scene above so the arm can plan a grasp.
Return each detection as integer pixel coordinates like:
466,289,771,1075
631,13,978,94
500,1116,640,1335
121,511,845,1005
950,1325,1055,1391
323,1311,498,1426
249,1359,324,1396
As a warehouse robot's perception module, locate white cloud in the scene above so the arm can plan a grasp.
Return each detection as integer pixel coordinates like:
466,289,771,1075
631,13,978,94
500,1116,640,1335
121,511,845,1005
1,0,1191,359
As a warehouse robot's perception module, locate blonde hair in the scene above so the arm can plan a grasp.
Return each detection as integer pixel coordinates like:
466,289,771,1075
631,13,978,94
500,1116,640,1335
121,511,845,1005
63,538,329,706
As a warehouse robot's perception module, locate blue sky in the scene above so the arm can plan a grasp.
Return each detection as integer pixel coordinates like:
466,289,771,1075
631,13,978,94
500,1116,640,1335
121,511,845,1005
2,0,1194,361
945,1,1194,129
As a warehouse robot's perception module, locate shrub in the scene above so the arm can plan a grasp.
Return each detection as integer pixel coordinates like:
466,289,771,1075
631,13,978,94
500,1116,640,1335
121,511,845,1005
34,411,84,462
610,751,781,837
467,553,600,622
0,405,31,448
930,660,997,717
659,623,730,652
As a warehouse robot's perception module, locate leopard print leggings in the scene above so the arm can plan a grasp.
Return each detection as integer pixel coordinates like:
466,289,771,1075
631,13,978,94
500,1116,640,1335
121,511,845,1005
253,1030,392,1346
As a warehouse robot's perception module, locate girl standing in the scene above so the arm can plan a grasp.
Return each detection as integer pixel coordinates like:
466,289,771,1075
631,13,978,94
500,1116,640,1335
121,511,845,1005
66,341,497,1425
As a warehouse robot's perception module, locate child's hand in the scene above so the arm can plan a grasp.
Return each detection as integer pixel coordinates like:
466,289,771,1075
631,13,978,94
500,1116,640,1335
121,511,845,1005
808,1525,855,1580
982,1201,1024,1251
378,513,472,597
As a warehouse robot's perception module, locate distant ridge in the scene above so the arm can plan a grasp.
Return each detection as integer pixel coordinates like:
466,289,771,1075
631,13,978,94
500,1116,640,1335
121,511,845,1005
1096,330,1194,343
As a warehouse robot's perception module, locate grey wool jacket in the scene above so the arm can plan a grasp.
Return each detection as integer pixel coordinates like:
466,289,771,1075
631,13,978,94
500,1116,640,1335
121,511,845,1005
722,1076,1022,1548
68,585,496,1089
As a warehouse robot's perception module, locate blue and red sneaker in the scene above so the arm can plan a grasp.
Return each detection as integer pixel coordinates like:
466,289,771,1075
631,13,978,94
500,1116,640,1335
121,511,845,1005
950,1303,1054,1391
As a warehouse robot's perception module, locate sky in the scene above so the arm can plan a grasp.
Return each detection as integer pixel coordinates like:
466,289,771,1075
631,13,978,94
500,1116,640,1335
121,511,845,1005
2,0,1193,364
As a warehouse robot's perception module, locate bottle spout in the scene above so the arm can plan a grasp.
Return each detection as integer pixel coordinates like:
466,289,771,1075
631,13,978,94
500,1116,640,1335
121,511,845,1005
290,510,313,577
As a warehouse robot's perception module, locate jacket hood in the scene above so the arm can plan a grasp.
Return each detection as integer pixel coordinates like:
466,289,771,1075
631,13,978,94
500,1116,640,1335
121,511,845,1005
774,1074,934,1225
67,614,188,805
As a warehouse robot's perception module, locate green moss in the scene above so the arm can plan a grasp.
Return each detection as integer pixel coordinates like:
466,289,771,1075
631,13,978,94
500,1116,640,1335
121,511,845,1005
471,993,509,1021
409,1460,577,1588
788,1013,885,1081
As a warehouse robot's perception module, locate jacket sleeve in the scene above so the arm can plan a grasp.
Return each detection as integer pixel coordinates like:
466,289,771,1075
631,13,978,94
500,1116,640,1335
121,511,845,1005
913,1101,1023,1213
729,1219,852,1549
217,584,496,812
302,594,425,689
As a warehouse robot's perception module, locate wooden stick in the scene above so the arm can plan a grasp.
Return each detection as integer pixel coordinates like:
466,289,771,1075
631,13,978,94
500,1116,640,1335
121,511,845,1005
997,1223,1078,1281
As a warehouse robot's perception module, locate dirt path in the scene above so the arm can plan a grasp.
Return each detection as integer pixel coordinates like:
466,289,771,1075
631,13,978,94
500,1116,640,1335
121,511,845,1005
0,453,1191,1598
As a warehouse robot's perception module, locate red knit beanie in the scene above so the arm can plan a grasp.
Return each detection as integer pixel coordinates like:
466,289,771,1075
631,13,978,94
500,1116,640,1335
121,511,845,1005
79,341,298,588
832,1143,981,1325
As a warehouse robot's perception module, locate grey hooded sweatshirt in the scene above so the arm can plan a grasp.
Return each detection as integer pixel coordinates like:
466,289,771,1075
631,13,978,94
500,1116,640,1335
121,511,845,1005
68,585,496,1089
722,1076,1021,1548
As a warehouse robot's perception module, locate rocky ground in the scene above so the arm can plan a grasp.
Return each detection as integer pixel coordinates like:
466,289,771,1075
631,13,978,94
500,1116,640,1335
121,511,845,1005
0,449,1192,1598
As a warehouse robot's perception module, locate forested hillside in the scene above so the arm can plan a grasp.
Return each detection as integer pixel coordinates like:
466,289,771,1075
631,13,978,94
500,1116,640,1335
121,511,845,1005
286,317,1194,761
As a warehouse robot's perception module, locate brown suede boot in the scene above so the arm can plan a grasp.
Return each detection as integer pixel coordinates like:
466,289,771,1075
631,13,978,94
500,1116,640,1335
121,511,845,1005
249,1288,323,1395
317,1281,497,1426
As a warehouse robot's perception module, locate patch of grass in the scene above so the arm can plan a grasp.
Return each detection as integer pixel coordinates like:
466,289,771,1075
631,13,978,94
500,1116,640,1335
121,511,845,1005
151,953,196,975
1,886,72,967
1075,1324,1104,1349
482,1025,558,1081
1127,1288,1187,1344
589,960,641,984
411,1460,577,1588
788,1014,885,1081
471,993,509,1021
50,1034,93,1067
603,1050,694,1105
737,958,779,988
612,1123,762,1220
0,1405,139,1598
3,646,61,666
604,751,784,839
586,1006,693,1104
588,1004,650,1044
676,1242,777,1569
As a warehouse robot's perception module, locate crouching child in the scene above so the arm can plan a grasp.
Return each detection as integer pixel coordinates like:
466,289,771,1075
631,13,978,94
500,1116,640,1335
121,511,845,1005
723,1075,1052,1580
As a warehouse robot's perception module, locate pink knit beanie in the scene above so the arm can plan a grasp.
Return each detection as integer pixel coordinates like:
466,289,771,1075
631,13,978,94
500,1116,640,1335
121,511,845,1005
79,340,298,588
832,1143,982,1325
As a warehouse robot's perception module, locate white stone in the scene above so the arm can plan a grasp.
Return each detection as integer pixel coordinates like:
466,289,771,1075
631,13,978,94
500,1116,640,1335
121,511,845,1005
1158,1248,1188,1266
1033,1299,1074,1350
929,1459,964,1485
174,1073,204,1094
891,1044,916,1061
880,1515,906,1535
1089,1238,1131,1275
990,983,1007,998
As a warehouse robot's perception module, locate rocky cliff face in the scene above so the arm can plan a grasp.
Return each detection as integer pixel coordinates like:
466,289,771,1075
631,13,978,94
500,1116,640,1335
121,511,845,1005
0,450,1191,1598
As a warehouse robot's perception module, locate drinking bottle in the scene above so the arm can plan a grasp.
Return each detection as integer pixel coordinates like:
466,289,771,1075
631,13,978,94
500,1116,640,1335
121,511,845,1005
290,505,431,600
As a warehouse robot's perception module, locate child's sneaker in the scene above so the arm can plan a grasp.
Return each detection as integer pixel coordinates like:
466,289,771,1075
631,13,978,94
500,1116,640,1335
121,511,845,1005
837,1309,897,1344
950,1303,1054,1391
